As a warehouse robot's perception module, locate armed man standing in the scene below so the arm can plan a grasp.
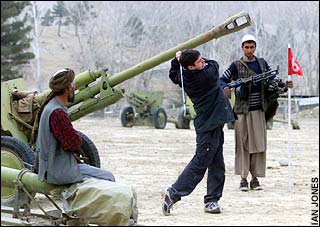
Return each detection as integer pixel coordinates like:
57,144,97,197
220,35,293,191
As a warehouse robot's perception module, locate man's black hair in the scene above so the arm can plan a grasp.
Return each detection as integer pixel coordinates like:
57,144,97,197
180,49,200,69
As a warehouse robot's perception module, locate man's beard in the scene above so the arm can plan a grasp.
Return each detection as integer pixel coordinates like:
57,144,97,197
68,91,75,103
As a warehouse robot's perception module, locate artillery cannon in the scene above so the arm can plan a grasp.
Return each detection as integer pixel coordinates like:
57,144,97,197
1,11,251,207
121,91,167,129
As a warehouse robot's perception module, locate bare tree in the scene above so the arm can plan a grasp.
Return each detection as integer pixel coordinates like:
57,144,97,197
30,1,41,90
22,1,44,90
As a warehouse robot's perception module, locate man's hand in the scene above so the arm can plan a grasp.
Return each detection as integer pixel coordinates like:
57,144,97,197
285,80,293,89
223,87,231,99
176,51,182,62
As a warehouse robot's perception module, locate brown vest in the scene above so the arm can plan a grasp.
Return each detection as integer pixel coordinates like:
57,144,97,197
233,57,268,114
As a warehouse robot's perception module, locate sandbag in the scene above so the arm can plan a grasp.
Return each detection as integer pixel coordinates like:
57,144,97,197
61,178,138,226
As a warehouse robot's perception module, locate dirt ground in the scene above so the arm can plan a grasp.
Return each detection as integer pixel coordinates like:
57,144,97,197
10,108,318,226
69,108,319,226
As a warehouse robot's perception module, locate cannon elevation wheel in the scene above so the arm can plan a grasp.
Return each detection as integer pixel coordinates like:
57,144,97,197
1,136,35,207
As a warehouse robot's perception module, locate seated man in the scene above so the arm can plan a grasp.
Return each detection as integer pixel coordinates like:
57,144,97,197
34,68,138,225
35,68,114,185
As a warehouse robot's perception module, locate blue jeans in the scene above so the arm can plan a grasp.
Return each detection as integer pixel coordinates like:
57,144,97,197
168,125,225,204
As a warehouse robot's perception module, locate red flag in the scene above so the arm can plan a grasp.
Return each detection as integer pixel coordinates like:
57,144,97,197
288,47,303,76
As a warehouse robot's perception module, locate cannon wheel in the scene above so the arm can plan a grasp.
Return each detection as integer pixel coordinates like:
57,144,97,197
79,131,101,168
176,106,191,129
121,106,135,127
1,136,35,207
153,108,167,129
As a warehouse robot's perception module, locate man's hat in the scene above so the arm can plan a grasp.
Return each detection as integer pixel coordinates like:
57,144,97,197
49,68,75,93
241,34,256,44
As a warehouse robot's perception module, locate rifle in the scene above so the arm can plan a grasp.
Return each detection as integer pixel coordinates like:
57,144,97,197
226,65,280,89
226,65,286,122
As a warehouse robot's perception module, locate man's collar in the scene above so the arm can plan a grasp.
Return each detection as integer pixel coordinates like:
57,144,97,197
242,55,256,62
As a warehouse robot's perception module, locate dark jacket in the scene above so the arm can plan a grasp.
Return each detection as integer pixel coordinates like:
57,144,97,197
169,58,234,133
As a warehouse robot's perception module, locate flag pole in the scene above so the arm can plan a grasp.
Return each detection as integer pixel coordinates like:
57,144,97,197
287,44,292,192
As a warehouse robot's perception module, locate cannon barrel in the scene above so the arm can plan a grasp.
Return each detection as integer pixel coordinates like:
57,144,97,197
36,11,251,105
1,166,66,196
108,11,251,87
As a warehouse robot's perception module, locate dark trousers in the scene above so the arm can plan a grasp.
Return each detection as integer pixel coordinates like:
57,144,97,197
168,125,225,204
